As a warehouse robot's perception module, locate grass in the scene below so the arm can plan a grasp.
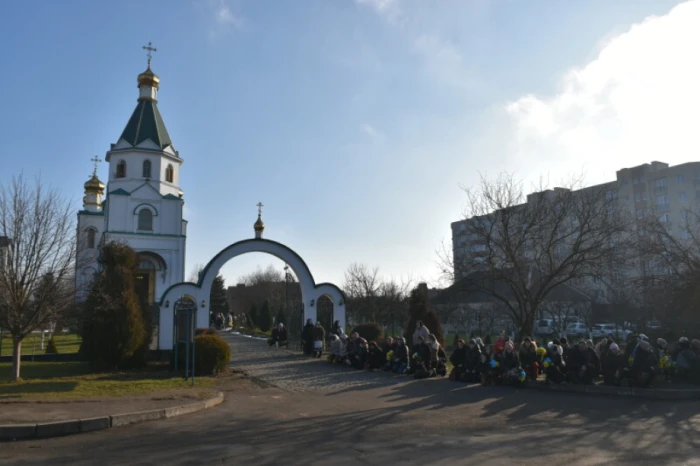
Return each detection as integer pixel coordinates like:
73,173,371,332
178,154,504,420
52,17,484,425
0,333,82,356
0,362,216,399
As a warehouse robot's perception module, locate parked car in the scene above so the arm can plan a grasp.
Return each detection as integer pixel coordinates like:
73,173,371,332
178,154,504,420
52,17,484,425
646,320,662,331
535,319,555,336
591,323,631,340
566,322,590,338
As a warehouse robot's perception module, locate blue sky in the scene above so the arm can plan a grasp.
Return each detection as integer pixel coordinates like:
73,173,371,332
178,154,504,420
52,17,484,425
1,0,697,289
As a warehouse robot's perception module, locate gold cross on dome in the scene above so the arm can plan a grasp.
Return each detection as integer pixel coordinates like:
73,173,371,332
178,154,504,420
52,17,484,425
90,156,102,175
257,202,264,216
142,42,157,66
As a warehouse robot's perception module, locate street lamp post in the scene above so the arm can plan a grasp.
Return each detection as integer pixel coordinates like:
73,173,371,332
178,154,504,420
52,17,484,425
284,264,290,319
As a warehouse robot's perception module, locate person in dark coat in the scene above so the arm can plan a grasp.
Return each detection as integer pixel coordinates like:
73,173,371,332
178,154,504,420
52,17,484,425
365,341,385,370
330,320,343,338
602,343,626,386
464,339,482,383
568,340,596,384
500,341,523,386
268,323,288,347
449,339,467,381
301,319,315,356
586,339,601,376
630,340,656,388
352,338,369,369
519,337,539,381
391,337,410,373
412,336,432,378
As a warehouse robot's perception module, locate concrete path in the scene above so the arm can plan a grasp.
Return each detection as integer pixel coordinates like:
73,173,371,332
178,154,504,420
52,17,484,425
2,335,700,465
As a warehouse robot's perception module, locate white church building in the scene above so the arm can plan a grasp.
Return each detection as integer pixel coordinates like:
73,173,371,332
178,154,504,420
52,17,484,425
77,52,347,351
76,60,186,316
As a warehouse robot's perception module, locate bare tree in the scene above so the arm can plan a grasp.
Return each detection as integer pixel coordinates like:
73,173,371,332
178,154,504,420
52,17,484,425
343,263,412,330
0,176,77,381
343,263,381,323
439,173,632,337
187,263,204,283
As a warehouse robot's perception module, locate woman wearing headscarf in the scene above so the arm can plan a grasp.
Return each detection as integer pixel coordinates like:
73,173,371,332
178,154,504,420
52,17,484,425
602,342,625,386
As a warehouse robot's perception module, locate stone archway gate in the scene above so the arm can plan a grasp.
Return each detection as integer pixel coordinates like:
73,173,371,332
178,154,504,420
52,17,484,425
157,238,345,349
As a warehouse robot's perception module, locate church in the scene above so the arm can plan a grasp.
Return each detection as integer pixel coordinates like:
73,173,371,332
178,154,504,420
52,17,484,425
76,51,186,316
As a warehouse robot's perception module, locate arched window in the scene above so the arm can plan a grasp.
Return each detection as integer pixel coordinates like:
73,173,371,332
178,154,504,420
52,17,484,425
86,228,96,249
116,160,126,178
142,160,152,178
165,164,174,183
137,209,153,231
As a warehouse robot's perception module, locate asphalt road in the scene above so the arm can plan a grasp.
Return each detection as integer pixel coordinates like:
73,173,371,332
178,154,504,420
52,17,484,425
2,335,700,465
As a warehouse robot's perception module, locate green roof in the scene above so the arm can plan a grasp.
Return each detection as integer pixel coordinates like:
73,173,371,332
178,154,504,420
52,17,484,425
119,100,173,149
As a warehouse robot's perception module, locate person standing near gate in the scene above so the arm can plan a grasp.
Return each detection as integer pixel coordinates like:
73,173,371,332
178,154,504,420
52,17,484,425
302,319,315,356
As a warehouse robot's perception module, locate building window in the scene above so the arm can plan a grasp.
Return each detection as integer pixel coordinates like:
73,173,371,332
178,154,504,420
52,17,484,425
142,160,152,178
86,228,96,249
677,175,685,184
654,178,668,188
657,195,669,205
659,213,670,223
633,176,645,185
137,209,153,231
680,192,688,202
635,192,648,202
165,164,174,183
116,160,126,178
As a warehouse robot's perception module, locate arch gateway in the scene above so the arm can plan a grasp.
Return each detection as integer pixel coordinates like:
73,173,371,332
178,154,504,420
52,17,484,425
157,223,345,350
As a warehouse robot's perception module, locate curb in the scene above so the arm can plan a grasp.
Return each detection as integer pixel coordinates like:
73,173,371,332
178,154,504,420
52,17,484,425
0,391,224,442
527,382,700,400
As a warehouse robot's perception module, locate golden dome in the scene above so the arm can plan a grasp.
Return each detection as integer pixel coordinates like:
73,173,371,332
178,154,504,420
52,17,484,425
84,174,105,192
137,66,160,89
254,214,265,232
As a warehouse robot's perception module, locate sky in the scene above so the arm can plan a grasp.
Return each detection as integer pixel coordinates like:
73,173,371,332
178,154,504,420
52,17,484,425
1,0,699,290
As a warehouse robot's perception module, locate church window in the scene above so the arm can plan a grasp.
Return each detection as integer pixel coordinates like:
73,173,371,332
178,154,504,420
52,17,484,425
137,209,153,231
142,160,152,178
165,164,174,183
86,228,96,249
116,160,126,178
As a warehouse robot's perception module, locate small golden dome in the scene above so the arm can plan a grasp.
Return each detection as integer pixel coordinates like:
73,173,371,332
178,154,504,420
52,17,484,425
137,66,160,89
84,174,105,191
254,215,265,232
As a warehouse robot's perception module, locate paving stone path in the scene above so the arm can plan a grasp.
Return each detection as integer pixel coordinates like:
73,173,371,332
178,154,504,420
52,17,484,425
222,333,409,392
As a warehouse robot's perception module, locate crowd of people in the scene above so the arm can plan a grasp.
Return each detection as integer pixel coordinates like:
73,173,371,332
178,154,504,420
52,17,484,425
265,319,700,388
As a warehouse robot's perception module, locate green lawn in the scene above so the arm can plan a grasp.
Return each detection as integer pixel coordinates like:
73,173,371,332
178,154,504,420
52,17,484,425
0,362,216,399
0,333,81,357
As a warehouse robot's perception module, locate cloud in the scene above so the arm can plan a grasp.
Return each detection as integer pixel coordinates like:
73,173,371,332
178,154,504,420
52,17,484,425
413,33,481,96
215,1,244,28
360,123,385,141
501,0,700,184
356,0,401,22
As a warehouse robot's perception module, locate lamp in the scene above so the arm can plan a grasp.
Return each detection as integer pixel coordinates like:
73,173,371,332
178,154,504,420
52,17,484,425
165,300,170,308
310,299,315,307
201,300,206,308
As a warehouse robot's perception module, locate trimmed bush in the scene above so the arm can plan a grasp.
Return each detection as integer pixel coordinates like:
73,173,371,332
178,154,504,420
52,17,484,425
45,336,58,354
352,322,383,342
194,334,231,376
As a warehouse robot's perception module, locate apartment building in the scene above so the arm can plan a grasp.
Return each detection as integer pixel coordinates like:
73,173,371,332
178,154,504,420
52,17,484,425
451,161,700,302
